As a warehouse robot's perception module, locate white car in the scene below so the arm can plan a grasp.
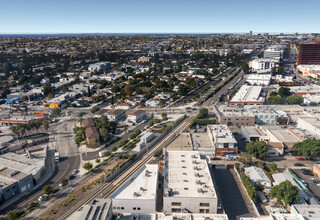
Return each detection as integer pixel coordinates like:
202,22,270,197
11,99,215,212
38,194,48,202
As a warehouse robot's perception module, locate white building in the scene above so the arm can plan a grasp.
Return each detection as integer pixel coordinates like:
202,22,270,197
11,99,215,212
145,99,161,107
246,74,272,86
244,166,272,188
88,61,111,72
118,213,229,220
107,109,125,122
110,164,158,214
229,85,265,105
207,125,238,156
297,117,320,137
163,151,218,214
264,45,285,59
127,110,147,123
251,59,277,71
245,105,288,125
303,94,320,105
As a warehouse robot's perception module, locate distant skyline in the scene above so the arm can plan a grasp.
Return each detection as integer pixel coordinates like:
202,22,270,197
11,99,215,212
1,0,320,34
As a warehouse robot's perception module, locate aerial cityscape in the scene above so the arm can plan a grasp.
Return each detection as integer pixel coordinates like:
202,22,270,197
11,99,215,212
1,1,320,220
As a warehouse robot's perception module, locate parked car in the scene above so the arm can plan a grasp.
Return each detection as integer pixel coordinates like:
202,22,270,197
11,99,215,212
38,194,48,202
211,157,221,160
59,182,67,187
72,169,79,175
294,163,304,167
296,157,305,161
26,201,39,211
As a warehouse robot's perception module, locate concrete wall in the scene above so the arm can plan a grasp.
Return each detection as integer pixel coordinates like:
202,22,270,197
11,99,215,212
112,199,156,214
163,196,217,214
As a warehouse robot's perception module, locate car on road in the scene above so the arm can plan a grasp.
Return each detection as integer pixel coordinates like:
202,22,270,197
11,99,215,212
296,157,305,161
38,194,48,202
126,129,132,134
72,169,79,175
301,179,308,187
294,163,305,167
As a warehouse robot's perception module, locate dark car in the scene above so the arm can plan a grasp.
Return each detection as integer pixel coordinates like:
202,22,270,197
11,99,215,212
211,157,221,160
294,163,304,167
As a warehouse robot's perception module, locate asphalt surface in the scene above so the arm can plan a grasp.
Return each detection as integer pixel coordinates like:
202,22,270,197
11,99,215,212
292,168,320,201
212,168,253,220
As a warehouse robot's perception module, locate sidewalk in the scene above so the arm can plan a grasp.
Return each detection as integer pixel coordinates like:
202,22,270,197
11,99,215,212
0,150,56,212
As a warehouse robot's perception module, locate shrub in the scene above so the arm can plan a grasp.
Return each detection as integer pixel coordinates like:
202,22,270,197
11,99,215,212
83,162,93,170
95,159,101,163
240,173,256,201
112,146,118,152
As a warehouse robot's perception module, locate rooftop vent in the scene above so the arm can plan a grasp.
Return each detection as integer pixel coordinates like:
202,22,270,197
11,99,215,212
133,192,141,197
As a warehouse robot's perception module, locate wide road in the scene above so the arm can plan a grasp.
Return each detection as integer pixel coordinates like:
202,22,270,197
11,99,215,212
6,117,81,213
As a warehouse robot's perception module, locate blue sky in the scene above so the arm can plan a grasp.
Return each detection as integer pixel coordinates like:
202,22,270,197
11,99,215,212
0,0,319,33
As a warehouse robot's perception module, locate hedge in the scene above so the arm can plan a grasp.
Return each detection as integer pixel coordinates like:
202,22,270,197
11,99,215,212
240,173,256,202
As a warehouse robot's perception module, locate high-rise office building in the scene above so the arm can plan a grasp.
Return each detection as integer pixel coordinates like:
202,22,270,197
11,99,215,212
297,40,320,65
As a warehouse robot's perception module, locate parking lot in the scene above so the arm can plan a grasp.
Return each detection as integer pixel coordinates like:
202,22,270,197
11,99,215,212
292,169,320,201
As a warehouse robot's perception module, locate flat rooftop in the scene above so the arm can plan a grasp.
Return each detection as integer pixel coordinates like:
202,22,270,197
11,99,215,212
242,126,267,137
289,85,320,94
191,133,213,149
78,198,111,220
265,126,301,143
164,151,217,198
216,105,254,117
0,152,45,176
291,204,320,218
110,164,158,200
166,133,193,151
207,125,237,144
230,85,264,103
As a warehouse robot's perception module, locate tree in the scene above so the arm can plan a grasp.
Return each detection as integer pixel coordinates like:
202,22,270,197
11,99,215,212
61,178,68,185
270,180,300,205
99,127,110,142
286,95,303,105
241,62,249,73
43,120,49,132
119,139,128,146
61,85,68,93
48,92,55,99
129,133,136,140
269,162,278,173
6,209,21,220
267,96,285,105
91,106,100,113
270,91,278,96
83,162,93,170
43,83,52,95
246,141,268,159
87,87,91,97
112,146,118,151
51,108,61,118
293,138,320,156
21,96,29,102
111,85,121,93
124,84,134,96
278,87,291,98
198,108,208,118
148,120,154,126
162,113,168,121
309,102,318,106
42,185,53,195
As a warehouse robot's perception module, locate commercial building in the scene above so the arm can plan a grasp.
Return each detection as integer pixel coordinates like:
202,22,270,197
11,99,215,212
291,204,320,219
0,166,34,201
297,65,320,79
264,126,301,148
207,125,238,156
303,94,320,105
71,199,112,220
244,166,272,188
214,105,255,126
264,45,285,59
289,85,320,96
297,117,320,137
297,41,320,66
251,58,278,71
127,110,147,123
163,151,218,214
240,214,305,220
246,74,272,86
117,213,229,220
313,164,320,178
241,126,268,142
229,85,265,105
110,164,158,214
0,153,45,182
245,105,288,125
0,113,49,126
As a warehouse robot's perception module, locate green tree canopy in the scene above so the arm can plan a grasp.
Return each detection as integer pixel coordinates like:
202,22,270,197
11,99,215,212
270,180,300,205
42,185,53,195
83,162,93,170
278,87,291,98
286,95,303,105
246,141,268,159
293,138,320,156
267,96,285,105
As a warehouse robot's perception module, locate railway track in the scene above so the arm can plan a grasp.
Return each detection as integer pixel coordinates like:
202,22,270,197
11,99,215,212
58,116,194,220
